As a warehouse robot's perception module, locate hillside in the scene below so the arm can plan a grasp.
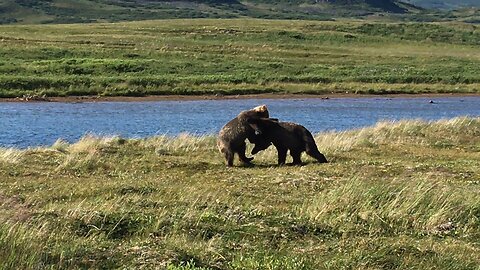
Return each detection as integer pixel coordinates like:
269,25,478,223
0,0,420,24
406,0,480,10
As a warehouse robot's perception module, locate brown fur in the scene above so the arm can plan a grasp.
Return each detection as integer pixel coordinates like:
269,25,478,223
248,118,328,165
217,105,270,166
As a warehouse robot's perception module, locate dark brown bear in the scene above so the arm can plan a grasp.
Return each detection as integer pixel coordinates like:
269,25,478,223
217,105,271,166
247,118,328,165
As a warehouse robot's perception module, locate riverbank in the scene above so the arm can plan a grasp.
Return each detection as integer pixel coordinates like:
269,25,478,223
2,92,480,103
1,117,479,269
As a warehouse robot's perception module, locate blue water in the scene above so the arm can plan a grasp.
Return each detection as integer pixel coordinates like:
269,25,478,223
1,97,479,148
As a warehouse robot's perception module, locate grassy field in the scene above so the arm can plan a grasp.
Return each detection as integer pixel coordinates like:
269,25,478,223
0,19,479,98
0,117,479,269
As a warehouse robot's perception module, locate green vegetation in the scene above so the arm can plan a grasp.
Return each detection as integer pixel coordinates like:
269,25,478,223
402,8,480,24
407,0,480,10
1,117,479,268
0,0,417,25
0,19,479,98
2,0,479,25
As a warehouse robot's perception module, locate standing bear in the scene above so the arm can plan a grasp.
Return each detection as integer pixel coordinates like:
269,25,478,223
217,105,271,166
247,118,328,165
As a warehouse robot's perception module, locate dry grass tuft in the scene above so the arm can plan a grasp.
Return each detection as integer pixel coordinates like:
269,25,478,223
55,135,124,171
0,148,24,164
143,133,216,155
67,135,122,154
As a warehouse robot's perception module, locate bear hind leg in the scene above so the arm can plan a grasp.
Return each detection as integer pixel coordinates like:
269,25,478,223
291,150,303,165
276,147,288,165
306,146,328,163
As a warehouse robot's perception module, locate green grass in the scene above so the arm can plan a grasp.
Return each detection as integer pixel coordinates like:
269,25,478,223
0,19,479,98
1,117,479,269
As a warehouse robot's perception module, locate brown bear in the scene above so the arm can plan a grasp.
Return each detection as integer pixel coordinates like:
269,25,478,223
247,118,328,165
217,105,271,166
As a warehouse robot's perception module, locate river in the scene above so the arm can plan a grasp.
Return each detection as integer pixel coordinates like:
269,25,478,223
1,96,479,148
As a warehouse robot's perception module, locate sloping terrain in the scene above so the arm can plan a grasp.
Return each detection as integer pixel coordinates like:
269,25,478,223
0,0,418,24
407,0,480,10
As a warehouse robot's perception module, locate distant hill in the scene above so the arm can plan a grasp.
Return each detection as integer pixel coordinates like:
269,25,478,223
0,0,421,24
405,0,480,10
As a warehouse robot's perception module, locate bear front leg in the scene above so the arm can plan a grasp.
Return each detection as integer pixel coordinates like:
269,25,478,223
251,140,271,155
224,150,235,167
247,133,271,155
238,142,254,164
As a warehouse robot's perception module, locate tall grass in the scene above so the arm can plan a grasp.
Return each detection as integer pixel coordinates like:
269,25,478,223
0,117,479,269
302,177,479,235
0,148,24,164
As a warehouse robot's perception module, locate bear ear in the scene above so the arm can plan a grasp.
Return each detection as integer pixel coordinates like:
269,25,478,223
253,104,268,113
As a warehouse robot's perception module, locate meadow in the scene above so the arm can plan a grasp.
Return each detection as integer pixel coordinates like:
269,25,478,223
0,19,479,98
0,117,479,269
